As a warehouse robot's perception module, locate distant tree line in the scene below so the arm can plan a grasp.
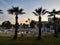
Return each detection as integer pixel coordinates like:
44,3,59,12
0,20,37,29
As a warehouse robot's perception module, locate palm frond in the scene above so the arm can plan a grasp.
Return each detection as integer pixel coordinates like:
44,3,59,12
38,7,42,13
0,9,3,14
42,9,46,13
35,7,42,15
13,6,19,12
57,10,60,15
19,8,25,14
35,9,39,14
0,9,2,11
47,11,51,14
0,12,3,14
19,8,24,12
48,14,53,17
19,12,25,14
42,9,47,15
33,12,38,16
7,9,14,15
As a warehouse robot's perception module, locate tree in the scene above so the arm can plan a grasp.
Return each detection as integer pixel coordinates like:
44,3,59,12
23,23,26,28
30,20,36,28
28,18,30,27
47,9,60,37
26,18,30,27
7,6,25,39
33,7,47,40
1,21,12,29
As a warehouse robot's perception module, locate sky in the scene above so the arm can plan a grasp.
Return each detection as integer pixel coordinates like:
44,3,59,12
0,0,60,24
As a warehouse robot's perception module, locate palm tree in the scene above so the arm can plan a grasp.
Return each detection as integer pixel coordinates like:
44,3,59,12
7,6,25,39
26,18,30,27
28,18,30,27
33,7,47,40
47,9,60,37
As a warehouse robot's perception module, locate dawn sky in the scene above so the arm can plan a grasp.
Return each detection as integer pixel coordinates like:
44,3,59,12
0,0,60,24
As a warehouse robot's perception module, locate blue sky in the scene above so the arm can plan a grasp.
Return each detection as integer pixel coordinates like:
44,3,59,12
0,0,60,24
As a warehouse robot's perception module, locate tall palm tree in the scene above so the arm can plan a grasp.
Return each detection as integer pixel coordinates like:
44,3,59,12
7,6,25,39
47,9,60,37
33,7,47,40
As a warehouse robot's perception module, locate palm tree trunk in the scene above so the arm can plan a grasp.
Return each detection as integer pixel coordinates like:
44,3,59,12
28,18,30,27
54,15,57,37
13,15,18,39
38,16,41,40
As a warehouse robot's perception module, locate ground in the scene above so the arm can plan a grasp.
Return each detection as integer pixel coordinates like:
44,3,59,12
0,34,60,45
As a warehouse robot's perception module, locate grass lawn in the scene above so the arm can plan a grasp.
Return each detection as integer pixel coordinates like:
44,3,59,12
0,34,60,45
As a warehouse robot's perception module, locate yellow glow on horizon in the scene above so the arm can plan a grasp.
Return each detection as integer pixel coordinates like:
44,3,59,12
18,20,29,24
